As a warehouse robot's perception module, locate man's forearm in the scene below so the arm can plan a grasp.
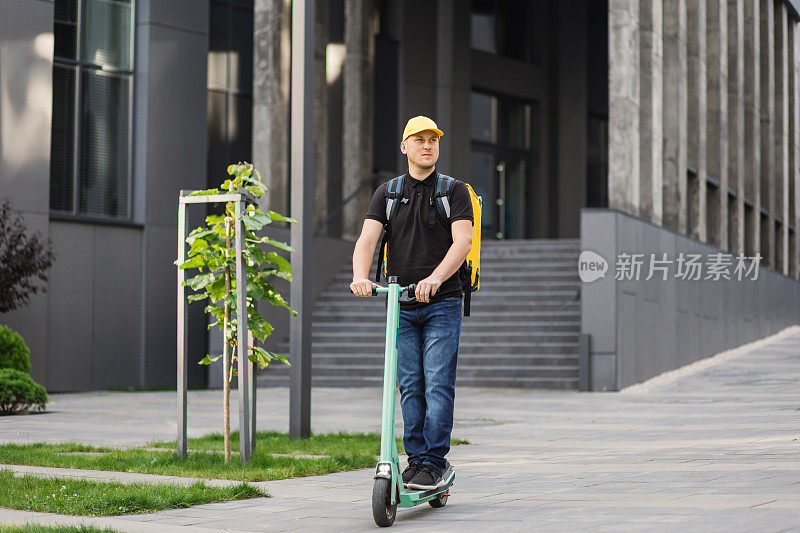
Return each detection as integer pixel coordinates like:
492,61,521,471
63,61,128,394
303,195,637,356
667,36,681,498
430,239,471,282
352,237,376,280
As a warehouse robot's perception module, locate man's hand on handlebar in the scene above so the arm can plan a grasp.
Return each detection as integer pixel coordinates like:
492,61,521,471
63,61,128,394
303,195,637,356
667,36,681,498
415,275,443,303
351,278,380,297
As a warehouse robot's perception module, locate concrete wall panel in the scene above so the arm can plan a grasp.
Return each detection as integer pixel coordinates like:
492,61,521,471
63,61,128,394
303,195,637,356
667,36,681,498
142,26,209,226
582,208,800,390
46,223,95,391
580,210,617,354
143,225,195,388
91,226,143,389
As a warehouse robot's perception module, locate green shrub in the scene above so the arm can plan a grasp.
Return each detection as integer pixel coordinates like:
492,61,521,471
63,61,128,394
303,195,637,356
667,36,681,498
0,368,47,414
0,325,31,373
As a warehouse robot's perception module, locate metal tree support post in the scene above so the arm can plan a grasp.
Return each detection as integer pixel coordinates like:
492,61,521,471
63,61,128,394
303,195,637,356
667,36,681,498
177,190,257,461
289,0,315,439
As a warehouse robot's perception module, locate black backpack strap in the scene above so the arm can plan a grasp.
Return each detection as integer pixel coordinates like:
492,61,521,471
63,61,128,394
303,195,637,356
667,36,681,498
375,230,388,282
375,175,405,282
459,262,471,317
384,175,405,220
429,174,454,228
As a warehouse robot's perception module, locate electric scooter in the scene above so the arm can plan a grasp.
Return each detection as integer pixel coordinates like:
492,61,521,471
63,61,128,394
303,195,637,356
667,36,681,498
365,276,456,527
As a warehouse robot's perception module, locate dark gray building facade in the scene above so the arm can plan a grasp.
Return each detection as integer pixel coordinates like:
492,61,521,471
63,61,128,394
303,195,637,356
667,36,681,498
1,0,798,391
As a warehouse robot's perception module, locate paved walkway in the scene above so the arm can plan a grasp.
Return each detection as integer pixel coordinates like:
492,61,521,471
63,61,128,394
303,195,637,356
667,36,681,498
1,327,800,532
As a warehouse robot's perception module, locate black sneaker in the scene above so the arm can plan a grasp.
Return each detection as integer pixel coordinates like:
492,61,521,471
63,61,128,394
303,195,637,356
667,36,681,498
402,462,422,484
405,464,443,490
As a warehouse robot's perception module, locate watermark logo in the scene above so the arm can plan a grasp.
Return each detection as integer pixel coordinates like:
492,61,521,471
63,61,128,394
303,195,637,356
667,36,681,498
579,251,763,282
578,250,608,283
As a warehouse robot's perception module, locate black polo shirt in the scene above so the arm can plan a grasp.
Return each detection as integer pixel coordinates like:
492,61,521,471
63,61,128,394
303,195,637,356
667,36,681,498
365,169,474,308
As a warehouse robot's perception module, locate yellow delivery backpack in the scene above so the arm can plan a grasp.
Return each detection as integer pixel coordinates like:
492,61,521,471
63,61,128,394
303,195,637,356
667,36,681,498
375,174,482,316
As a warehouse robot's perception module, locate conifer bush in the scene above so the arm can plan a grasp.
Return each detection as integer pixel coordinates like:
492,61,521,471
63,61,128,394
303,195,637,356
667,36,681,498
0,325,32,373
0,368,48,414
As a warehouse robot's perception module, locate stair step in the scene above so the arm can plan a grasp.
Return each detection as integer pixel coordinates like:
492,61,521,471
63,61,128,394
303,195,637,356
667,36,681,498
312,332,579,341
313,321,581,333
453,377,578,389
482,239,579,247
261,365,578,378
331,271,581,282
312,340,579,348
313,311,581,322
303,355,579,366
256,375,579,389
319,290,580,302
314,301,580,310
312,310,580,319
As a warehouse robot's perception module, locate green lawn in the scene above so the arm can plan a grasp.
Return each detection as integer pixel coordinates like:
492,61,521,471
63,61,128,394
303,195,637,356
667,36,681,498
0,470,264,516
0,432,469,482
149,430,402,454
149,430,469,455
0,526,118,533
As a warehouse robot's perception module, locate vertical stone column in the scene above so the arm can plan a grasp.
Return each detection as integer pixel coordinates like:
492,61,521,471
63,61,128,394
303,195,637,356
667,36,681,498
744,0,761,256
687,0,708,241
774,2,789,275
639,0,663,225
707,0,729,249
342,0,375,241
727,0,745,254
435,0,455,174
759,0,775,267
662,0,688,233
313,2,329,230
792,20,800,278
253,0,291,214
608,0,640,216
557,0,588,238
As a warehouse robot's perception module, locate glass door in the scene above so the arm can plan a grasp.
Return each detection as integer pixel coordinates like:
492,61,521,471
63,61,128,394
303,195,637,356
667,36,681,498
470,149,527,240
495,153,526,239
469,90,535,240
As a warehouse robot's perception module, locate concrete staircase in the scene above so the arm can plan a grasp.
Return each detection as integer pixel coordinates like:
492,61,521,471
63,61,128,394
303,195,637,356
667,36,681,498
258,239,582,389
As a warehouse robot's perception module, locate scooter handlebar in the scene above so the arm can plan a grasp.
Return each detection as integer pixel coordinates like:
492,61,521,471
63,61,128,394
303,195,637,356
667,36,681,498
350,283,416,298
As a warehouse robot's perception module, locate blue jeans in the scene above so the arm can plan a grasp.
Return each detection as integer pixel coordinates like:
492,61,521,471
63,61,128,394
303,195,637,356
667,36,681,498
397,296,462,472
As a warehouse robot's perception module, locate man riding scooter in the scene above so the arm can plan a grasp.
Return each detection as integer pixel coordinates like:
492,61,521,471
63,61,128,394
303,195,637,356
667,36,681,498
350,116,473,490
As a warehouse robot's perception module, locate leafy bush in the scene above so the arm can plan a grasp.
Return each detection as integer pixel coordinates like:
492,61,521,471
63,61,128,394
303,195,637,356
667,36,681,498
0,199,56,313
0,368,47,414
0,325,31,373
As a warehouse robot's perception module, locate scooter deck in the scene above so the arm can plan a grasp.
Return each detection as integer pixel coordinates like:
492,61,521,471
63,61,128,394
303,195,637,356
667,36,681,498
398,468,455,507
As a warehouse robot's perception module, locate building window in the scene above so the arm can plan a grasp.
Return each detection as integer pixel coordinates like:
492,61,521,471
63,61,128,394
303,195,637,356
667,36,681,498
470,0,537,63
207,0,253,187
469,90,535,239
50,0,134,220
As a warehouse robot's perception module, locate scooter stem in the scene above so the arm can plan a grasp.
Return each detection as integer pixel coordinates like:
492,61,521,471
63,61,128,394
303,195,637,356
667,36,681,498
379,281,401,465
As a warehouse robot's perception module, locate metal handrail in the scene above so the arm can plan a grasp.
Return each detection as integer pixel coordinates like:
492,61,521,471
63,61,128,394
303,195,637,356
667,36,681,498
314,173,383,236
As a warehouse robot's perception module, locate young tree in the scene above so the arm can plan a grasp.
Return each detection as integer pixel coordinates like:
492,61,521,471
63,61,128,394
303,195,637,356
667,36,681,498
177,163,296,463
0,200,56,313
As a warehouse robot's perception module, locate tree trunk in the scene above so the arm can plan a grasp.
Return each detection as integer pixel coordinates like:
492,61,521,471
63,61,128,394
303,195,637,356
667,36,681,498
223,216,232,463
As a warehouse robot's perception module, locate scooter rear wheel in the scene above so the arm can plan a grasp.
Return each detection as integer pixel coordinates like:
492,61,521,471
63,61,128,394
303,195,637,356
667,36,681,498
372,478,397,527
429,492,448,508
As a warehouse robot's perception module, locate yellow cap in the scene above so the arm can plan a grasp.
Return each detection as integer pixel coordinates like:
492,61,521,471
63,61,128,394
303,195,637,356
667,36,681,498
402,116,444,141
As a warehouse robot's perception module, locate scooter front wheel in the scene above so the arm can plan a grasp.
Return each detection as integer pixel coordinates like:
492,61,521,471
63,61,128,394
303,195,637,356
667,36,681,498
372,478,397,527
